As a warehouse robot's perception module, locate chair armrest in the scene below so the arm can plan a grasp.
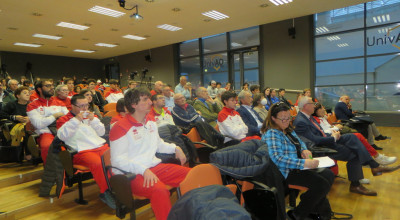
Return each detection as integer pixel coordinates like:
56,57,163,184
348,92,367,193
192,142,218,150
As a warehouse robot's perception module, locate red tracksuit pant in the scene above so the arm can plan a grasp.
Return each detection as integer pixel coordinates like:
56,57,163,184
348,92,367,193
73,144,109,193
39,133,55,165
353,133,378,157
130,163,191,220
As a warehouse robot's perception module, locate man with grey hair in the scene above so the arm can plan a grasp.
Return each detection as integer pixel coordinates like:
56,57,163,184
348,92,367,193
1,79,19,106
215,88,226,110
207,80,218,99
162,85,174,112
236,90,263,136
171,93,202,128
175,76,190,99
54,84,71,110
294,96,400,196
151,81,164,96
193,87,220,127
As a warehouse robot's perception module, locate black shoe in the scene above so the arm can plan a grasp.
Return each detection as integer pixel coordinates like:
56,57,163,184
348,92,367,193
287,210,300,220
371,144,383,150
375,135,389,141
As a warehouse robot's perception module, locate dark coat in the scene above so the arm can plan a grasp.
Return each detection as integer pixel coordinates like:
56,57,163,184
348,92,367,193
236,106,263,136
334,102,354,121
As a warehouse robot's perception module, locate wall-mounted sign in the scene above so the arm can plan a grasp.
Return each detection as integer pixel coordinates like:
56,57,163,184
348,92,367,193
367,25,400,50
204,54,224,71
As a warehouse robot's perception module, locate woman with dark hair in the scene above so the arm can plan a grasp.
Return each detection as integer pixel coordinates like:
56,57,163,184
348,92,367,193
252,93,268,121
79,89,102,119
74,85,82,94
224,82,232,91
261,102,334,220
265,88,280,110
87,78,107,112
110,98,127,126
241,82,249,92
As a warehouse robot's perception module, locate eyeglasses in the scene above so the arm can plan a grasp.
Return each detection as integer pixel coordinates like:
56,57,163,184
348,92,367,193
276,117,291,123
73,104,89,108
43,84,55,88
60,89,69,92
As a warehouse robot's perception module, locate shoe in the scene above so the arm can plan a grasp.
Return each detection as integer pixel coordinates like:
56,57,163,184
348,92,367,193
359,178,370,184
371,144,383,150
371,165,400,176
374,154,397,166
375,135,389,141
287,210,300,220
349,184,377,196
99,190,116,209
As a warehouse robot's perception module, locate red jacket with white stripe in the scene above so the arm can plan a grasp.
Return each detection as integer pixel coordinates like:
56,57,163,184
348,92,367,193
105,89,123,103
56,112,106,152
109,114,177,175
26,97,69,135
217,107,248,143
147,107,175,127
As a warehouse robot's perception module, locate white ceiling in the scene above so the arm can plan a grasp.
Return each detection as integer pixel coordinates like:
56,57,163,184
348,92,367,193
0,0,373,59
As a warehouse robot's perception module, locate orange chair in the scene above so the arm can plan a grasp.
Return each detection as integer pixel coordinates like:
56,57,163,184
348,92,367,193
101,149,173,220
104,102,117,113
288,184,309,208
104,110,118,118
184,127,217,163
327,112,340,124
178,164,236,197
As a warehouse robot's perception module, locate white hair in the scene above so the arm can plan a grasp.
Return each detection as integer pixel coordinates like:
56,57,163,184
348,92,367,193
298,96,312,109
238,90,251,101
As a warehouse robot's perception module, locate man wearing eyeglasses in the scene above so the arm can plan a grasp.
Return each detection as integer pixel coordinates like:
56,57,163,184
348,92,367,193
27,79,69,164
56,94,114,209
54,84,72,110
148,94,175,128
237,90,263,137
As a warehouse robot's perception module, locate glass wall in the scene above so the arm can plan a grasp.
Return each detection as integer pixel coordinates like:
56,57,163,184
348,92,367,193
179,26,260,90
314,0,400,112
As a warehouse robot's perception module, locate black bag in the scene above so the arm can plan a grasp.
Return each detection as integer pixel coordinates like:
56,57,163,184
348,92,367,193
242,181,279,220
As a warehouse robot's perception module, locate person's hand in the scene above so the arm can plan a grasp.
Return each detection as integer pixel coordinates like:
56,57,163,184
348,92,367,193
52,112,64,119
75,112,84,121
304,159,319,169
336,124,343,130
143,169,159,188
301,150,312,159
87,112,95,121
175,147,187,165
23,117,30,123
183,84,188,90
347,103,352,109
332,130,341,141
15,115,25,123
196,111,202,116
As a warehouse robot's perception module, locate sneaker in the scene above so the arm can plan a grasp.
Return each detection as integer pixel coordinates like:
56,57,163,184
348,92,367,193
375,135,389,141
371,144,383,150
374,154,397,166
99,190,116,209
359,179,370,184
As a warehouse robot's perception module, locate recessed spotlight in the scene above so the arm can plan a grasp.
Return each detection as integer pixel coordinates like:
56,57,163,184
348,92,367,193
203,19,211,22
157,24,182,31
14,43,41,47
172,8,181,12
74,49,95,53
33,34,62,40
57,45,68,48
95,43,118,47
32,12,43,16
122,34,146,40
202,10,229,20
88,6,125,18
260,4,269,8
8,27,18,31
57,22,89,30
111,28,119,31
82,38,89,41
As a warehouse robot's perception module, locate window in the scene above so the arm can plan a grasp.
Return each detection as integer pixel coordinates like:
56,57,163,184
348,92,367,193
315,31,364,61
202,34,226,54
316,58,364,86
180,39,199,57
367,54,400,83
230,27,260,49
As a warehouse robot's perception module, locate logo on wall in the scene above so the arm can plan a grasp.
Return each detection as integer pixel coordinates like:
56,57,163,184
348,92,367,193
204,54,224,71
367,25,400,50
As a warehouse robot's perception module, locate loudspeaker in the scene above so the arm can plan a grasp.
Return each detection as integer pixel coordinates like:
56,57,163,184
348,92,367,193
288,27,296,39
145,55,152,62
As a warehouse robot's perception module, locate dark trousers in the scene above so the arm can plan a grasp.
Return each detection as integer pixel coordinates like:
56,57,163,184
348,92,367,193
286,168,334,219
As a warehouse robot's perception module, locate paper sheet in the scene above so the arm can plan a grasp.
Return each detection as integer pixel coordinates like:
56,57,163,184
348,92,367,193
302,156,335,170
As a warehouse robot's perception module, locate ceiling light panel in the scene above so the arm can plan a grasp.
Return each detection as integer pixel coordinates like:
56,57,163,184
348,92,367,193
14,43,41,47
89,6,125,18
122,34,146,40
95,43,118,47
74,49,95,53
372,14,390,23
202,10,229,20
33,34,62,40
269,0,293,6
157,24,182,31
56,22,90,30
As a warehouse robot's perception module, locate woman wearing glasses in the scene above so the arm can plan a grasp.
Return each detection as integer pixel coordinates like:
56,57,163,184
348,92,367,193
261,102,334,220
79,89,103,119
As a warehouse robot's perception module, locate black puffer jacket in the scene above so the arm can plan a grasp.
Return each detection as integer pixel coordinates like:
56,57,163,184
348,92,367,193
209,140,269,178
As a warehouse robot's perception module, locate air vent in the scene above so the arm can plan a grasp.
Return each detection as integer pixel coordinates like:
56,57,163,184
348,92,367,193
57,45,68,48
8,27,18,30
82,38,89,41
111,28,119,32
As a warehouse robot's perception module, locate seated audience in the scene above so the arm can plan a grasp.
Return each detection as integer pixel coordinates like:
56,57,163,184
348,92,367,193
151,81,164,96
237,90,263,136
124,80,137,94
265,88,280,110
174,76,190,99
171,93,202,128
217,91,248,146
313,103,396,166
214,88,226,111
216,82,222,89
104,79,123,103
74,85,82,94
56,95,114,209
252,93,269,121
241,82,249,92
79,89,103,119
110,98,126,126
54,85,72,110
294,97,400,196
110,87,190,220
250,85,260,95
193,87,220,127
2,79,18,106
278,88,293,107
224,82,232,91
148,94,175,127
207,80,218,99
261,103,334,220
88,79,106,112
162,85,174,112
95,80,106,91
295,88,318,106
334,95,388,150
27,79,68,164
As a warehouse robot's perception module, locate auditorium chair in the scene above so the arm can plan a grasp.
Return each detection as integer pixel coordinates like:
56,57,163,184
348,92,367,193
184,127,217,163
101,149,175,220
103,103,117,113
104,110,118,118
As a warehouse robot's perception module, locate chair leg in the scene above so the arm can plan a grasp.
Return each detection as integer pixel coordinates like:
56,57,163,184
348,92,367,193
75,173,88,205
289,189,299,208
